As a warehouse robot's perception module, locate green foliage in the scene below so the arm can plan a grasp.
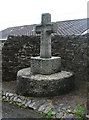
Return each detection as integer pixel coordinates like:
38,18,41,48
0,98,3,101
74,104,85,120
47,109,52,118
38,111,46,116
22,105,27,108
18,103,22,107
13,102,16,105
26,104,29,108
38,109,52,118
4,99,8,102
71,35,75,39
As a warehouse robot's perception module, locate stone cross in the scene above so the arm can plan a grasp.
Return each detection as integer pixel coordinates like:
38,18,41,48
36,13,57,58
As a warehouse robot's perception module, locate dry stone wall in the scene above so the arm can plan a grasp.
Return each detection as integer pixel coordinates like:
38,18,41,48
2,35,88,82
2,36,40,81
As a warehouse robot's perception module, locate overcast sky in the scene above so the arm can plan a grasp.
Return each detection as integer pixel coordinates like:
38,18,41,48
0,0,88,31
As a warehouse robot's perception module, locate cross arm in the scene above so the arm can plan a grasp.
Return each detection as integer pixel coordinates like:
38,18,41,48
35,24,42,34
46,22,57,34
52,22,57,33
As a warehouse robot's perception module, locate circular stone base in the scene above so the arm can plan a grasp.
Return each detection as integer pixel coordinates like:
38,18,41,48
16,68,75,97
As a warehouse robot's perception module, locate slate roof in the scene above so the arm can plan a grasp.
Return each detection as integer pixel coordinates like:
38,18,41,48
0,18,89,39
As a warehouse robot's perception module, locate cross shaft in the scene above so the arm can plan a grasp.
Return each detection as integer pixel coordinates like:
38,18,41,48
36,13,57,58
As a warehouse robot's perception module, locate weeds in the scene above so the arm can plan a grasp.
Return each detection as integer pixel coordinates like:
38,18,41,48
38,109,53,118
0,98,3,101
74,104,86,120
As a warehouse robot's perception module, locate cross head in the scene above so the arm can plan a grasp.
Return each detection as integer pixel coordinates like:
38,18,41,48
35,13,57,58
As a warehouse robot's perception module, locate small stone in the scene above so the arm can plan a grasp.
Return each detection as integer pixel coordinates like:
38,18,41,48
59,104,63,107
2,96,6,99
38,103,49,112
17,98,22,103
6,92,9,97
61,106,67,111
68,114,74,118
73,109,77,113
51,108,58,116
9,101,12,104
32,104,41,110
6,97,9,101
86,115,89,118
68,106,71,109
10,96,14,101
25,100,31,107
21,99,27,105
29,102,36,109
33,101,45,110
62,113,74,118
9,93,13,97
68,109,72,113
57,107,61,112
56,112,64,118
44,106,52,114
13,96,18,102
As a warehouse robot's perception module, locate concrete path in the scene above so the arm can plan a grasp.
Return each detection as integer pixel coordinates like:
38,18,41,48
2,102,44,119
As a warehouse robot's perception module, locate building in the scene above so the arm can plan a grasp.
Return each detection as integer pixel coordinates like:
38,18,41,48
0,18,89,39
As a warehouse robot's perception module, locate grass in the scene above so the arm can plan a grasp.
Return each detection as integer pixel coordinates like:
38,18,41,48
37,109,53,118
74,104,86,120
0,98,3,101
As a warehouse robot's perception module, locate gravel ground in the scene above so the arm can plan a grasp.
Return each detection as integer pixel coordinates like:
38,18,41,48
2,79,87,119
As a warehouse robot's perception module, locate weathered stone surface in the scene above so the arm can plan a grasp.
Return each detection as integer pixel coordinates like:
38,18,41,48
28,102,36,108
16,67,74,97
13,96,18,102
6,92,9,97
6,97,9,101
62,113,74,118
51,108,58,115
31,56,61,75
32,103,41,110
38,103,49,112
56,112,64,118
9,96,14,101
57,107,61,112
2,96,5,99
59,104,64,108
68,109,72,113
44,106,52,113
25,100,31,107
9,93,13,97
16,98,22,103
21,100,27,105
35,13,57,58
61,106,67,111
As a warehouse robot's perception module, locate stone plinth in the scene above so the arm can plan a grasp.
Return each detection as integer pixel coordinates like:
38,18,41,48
31,56,61,75
16,68,74,97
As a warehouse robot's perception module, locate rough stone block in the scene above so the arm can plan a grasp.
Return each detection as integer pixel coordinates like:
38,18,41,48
31,56,61,75
16,68,75,97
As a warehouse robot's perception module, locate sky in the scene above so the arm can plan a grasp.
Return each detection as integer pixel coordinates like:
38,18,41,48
0,0,88,31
